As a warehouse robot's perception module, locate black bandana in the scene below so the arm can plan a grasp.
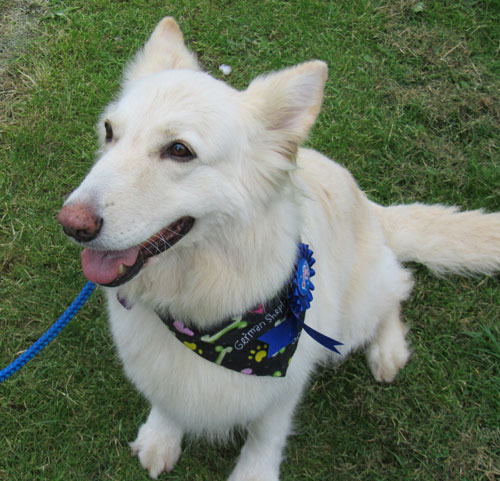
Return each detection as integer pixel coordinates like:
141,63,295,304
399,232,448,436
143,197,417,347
151,244,342,377
156,284,305,377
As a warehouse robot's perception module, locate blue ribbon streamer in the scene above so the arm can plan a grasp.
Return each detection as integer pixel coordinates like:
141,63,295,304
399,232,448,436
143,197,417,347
297,316,343,354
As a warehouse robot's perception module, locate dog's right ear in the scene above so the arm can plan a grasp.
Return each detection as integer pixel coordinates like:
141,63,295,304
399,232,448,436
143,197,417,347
124,17,199,84
242,61,327,159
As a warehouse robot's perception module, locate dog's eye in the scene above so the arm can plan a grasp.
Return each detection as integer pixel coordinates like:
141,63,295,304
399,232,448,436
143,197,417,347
104,121,113,142
161,142,196,162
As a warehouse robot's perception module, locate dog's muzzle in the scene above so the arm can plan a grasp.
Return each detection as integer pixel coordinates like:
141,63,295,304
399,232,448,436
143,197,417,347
58,203,194,287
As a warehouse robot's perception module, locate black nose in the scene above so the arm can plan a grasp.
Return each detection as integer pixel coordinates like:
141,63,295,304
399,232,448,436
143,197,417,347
57,203,103,242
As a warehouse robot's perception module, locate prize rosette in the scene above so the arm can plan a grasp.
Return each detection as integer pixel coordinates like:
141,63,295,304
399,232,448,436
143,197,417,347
290,243,315,316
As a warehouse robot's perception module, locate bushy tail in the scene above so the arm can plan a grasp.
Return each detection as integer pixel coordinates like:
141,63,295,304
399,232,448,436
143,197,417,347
373,202,500,275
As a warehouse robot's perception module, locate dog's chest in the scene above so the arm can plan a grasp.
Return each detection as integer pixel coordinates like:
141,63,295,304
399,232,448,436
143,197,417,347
107,294,296,434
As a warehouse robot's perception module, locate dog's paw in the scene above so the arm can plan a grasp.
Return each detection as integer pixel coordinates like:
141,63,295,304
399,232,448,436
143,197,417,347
367,339,410,383
367,312,411,383
227,460,279,481
130,422,182,479
228,471,279,481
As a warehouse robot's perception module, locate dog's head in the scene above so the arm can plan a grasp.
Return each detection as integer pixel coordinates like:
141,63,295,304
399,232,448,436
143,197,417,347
58,18,327,287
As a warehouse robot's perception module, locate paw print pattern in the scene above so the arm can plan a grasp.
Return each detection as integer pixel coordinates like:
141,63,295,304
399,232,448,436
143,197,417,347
248,345,267,363
183,342,203,355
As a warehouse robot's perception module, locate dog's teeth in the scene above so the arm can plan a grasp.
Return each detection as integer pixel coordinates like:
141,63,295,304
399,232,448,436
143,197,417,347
118,264,126,275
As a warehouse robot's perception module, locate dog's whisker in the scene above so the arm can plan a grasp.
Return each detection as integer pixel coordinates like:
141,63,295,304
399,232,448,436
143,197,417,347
158,233,182,261
164,227,186,239
143,244,156,257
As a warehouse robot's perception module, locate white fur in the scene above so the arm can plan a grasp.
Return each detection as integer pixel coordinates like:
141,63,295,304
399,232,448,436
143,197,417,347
62,18,500,480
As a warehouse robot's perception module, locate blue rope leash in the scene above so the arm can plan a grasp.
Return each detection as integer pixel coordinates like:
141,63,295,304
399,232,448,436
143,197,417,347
0,281,97,383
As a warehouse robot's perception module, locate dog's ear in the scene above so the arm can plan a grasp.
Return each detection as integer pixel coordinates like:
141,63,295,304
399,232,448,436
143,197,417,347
243,61,327,156
124,17,199,83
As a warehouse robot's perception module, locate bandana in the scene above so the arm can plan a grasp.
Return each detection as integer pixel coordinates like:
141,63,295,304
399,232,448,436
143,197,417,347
154,244,342,377
157,285,303,377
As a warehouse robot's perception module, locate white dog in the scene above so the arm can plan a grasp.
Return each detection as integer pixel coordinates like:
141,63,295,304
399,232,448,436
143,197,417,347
57,18,500,480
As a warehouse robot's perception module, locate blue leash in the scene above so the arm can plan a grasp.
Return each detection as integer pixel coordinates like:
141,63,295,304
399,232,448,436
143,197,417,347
0,281,96,383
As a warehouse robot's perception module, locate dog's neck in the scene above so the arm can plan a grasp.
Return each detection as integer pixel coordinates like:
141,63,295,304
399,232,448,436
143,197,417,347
116,192,301,328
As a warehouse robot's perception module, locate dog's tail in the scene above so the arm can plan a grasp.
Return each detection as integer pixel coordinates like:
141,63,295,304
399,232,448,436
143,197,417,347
373,202,500,275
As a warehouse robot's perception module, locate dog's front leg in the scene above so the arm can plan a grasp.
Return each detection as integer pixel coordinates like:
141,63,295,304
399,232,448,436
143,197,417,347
130,405,184,479
228,387,303,481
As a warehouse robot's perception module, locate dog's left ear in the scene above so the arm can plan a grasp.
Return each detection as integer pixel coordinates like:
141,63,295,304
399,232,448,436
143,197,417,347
243,61,327,154
124,17,200,84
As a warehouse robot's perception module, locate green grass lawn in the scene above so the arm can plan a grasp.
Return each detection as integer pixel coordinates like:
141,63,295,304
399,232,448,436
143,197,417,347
1,0,499,479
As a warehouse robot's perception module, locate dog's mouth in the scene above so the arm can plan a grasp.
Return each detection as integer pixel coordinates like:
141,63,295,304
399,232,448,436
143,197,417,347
81,216,195,287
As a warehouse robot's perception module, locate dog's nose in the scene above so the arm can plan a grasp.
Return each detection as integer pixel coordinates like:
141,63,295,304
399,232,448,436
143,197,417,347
57,203,103,242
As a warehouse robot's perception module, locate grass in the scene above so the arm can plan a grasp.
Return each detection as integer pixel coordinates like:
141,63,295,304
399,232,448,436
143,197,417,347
1,0,499,479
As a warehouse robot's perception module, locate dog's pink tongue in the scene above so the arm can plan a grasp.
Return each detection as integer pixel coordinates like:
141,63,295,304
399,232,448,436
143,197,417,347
81,247,140,284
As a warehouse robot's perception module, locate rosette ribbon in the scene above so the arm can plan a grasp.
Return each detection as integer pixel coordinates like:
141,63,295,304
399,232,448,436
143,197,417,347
259,243,342,357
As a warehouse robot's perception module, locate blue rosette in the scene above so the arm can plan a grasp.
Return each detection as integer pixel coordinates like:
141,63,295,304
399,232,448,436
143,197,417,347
290,243,316,315
289,243,343,355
